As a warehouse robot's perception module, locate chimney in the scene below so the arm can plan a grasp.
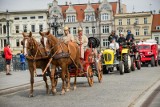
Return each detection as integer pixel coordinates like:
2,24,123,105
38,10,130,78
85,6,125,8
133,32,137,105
65,1,68,5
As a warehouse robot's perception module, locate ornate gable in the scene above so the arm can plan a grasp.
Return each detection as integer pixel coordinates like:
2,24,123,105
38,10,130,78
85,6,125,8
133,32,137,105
84,0,94,12
49,0,62,17
99,0,112,11
66,3,76,14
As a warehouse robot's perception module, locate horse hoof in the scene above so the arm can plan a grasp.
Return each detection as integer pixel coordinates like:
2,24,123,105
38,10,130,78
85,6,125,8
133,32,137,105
73,86,77,90
66,88,70,92
29,94,33,97
60,90,65,95
52,89,57,95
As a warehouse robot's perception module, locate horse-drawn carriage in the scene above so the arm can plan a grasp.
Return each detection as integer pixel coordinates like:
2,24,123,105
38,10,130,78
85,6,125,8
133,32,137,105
21,31,102,96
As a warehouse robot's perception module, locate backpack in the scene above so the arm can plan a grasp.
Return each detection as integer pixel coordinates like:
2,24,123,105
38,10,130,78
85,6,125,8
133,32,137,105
1,51,5,58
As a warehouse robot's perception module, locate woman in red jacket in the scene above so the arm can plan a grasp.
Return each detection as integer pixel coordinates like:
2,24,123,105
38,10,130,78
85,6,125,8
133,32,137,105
4,43,12,75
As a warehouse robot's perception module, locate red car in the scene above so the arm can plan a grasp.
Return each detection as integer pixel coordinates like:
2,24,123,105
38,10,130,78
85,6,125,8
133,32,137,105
137,40,158,67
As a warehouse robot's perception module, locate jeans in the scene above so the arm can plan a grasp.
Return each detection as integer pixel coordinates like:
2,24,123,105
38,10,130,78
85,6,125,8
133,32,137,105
21,62,26,70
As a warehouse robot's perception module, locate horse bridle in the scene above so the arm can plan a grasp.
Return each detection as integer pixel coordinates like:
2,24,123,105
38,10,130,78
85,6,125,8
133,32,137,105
41,35,64,57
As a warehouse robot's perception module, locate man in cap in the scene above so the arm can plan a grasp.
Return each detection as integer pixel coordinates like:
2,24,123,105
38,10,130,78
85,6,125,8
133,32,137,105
75,27,88,59
118,32,126,45
61,26,75,43
126,30,134,42
108,30,118,43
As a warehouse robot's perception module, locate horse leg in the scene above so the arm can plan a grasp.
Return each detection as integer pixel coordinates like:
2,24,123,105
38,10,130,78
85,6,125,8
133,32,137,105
50,65,56,95
42,67,50,94
29,67,34,97
73,68,78,90
61,65,67,95
66,68,70,92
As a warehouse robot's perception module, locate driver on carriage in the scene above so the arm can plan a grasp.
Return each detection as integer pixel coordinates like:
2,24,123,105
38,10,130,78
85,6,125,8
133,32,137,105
61,26,75,43
75,27,88,59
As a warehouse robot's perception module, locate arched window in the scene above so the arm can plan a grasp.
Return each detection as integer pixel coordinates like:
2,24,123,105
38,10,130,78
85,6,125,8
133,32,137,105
3,25,6,34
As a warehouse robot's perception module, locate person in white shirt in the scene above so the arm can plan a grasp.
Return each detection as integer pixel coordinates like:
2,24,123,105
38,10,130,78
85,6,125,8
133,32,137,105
109,38,119,54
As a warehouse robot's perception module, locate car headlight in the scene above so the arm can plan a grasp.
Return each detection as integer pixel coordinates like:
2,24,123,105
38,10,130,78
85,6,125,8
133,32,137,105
147,52,152,55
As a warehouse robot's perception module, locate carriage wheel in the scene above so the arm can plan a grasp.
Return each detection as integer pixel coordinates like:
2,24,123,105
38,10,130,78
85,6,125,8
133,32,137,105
87,65,94,87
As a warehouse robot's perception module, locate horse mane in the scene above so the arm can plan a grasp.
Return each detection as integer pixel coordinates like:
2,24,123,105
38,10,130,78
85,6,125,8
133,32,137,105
47,33,58,44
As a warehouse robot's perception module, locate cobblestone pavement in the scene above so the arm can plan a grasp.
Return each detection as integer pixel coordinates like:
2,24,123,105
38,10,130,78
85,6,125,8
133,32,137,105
0,66,160,107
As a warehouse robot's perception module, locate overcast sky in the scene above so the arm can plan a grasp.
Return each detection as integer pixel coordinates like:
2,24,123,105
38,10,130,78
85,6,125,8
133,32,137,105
0,0,160,13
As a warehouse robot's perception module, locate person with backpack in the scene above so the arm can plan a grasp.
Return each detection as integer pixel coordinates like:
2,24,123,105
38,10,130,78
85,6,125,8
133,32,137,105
4,43,12,75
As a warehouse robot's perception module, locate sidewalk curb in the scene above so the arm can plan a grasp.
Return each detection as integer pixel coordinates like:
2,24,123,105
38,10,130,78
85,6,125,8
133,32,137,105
128,77,160,107
0,80,44,96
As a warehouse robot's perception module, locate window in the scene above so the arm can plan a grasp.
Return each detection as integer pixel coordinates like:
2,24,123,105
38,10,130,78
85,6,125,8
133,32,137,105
156,26,160,30
14,17,19,20
85,15,89,21
67,16,75,22
3,25,6,34
144,18,147,24
16,39,20,47
119,19,122,25
155,37,159,44
144,28,148,35
23,25,27,32
127,19,130,25
73,27,76,34
135,29,139,36
103,39,109,47
30,16,35,19
4,39,7,46
67,16,71,22
39,24,43,31
15,25,19,33
101,13,109,21
86,27,89,34
38,16,43,19
31,25,35,32
22,17,27,20
119,29,123,34
85,14,94,21
72,16,75,22
135,18,139,24
92,26,96,34
102,25,109,33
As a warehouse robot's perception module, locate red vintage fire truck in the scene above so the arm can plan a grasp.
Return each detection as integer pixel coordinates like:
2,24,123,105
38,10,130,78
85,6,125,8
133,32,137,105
137,39,159,67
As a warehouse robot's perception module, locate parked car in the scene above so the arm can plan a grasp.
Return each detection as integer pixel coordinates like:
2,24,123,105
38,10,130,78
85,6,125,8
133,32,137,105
137,39,158,67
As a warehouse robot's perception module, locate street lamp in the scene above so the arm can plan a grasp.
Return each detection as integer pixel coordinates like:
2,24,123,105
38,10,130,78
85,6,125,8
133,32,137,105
50,15,63,37
6,10,10,45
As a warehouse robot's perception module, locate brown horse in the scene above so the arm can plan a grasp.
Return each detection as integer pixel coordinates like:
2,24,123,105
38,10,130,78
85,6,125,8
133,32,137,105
21,32,52,97
39,31,81,95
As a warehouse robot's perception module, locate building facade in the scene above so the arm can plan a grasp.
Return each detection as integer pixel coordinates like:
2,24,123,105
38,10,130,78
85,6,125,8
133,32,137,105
152,14,160,44
0,0,126,54
114,12,153,42
48,0,126,50
0,10,48,54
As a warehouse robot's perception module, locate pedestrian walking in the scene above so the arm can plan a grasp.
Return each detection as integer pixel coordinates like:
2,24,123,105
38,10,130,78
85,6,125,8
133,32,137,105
4,43,12,75
20,50,26,71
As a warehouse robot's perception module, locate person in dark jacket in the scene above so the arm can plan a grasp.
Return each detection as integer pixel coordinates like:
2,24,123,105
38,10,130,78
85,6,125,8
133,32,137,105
108,30,118,43
126,30,134,42
118,32,126,45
